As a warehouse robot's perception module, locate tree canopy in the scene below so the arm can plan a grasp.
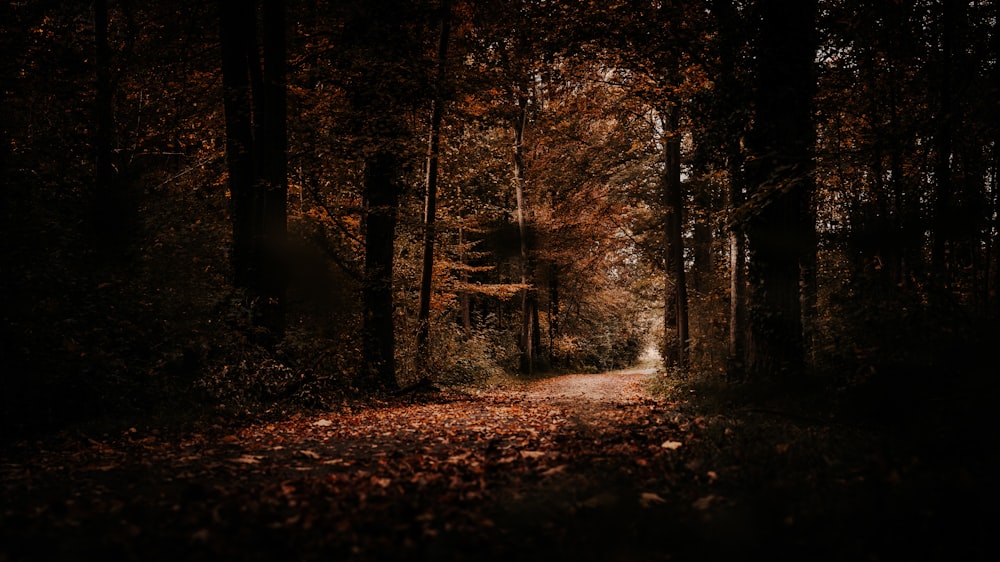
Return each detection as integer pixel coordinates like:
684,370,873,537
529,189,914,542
1,0,997,432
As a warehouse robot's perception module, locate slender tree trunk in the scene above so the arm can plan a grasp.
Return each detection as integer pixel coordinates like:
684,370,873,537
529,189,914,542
259,0,287,337
457,184,472,331
548,266,559,368
362,152,401,391
93,0,122,249
219,0,287,339
513,97,535,374
342,0,409,390
932,0,956,288
712,0,747,378
661,104,688,368
220,0,257,290
416,0,452,370
728,223,745,375
800,177,818,369
989,140,1000,321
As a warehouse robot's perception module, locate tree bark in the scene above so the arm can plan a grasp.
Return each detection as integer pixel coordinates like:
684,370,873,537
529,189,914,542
416,0,452,370
513,97,536,375
220,0,257,290
362,152,401,391
93,0,124,250
220,0,287,339
548,265,559,368
712,0,747,378
742,0,818,380
457,184,472,331
661,104,689,369
989,139,1000,321
259,0,288,337
931,0,957,288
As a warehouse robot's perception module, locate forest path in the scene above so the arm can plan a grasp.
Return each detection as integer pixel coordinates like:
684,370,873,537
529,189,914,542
518,369,656,404
2,368,967,561
0,370,739,561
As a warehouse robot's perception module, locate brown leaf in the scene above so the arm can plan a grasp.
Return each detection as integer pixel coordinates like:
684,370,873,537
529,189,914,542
230,455,262,464
447,452,471,463
639,492,666,508
540,464,567,476
692,494,716,511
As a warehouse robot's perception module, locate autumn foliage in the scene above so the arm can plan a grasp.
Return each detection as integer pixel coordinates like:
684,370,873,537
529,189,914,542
0,0,997,559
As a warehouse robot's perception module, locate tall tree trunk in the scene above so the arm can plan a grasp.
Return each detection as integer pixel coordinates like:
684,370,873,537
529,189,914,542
931,0,956,289
513,97,535,374
662,104,689,368
728,220,746,375
220,0,287,339
362,152,401,391
548,265,559,368
416,0,452,370
711,0,747,378
743,0,818,380
800,176,818,369
457,185,472,331
93,0,123,250
259,0,287,337
219,0,257,290
989,139,1000,321
343,0,410,390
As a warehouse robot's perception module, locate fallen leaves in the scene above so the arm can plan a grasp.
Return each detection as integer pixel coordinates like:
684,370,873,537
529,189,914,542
0,372,713,562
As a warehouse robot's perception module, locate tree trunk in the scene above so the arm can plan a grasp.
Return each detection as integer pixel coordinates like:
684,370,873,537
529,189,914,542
93,0,124,250
931,0,956,289
259,0,287,337
662,104,688,369
513,97,535,374
712,0,747,378
742,0,818,380
219,0,257,290
457,184,472,331
416,0,452,370
362,152,401,392
989,140,1000,321
548,266,559,368
728,223,746,376
219,0,287,339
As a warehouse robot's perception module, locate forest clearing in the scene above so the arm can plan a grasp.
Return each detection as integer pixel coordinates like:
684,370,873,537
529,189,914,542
2,368,991,561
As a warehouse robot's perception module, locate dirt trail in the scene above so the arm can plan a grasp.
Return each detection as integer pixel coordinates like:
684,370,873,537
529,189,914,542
4,369,964,561
0,370,712,562
520,369,655,403
503,369,661,429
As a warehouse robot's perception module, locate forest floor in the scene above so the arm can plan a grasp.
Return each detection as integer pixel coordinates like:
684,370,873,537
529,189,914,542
1,368,993,562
